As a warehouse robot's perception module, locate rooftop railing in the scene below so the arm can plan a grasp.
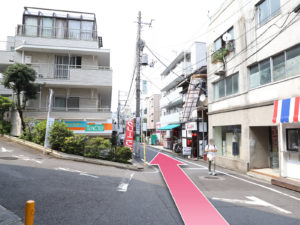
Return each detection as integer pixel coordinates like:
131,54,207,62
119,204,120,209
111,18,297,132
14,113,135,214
16,24,98,41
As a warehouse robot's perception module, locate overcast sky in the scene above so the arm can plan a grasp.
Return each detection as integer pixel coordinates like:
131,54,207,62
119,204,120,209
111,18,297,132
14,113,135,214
0,0,222,111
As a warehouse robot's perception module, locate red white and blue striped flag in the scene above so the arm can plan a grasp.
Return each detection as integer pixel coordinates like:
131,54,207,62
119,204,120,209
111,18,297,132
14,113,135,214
272,97,300,123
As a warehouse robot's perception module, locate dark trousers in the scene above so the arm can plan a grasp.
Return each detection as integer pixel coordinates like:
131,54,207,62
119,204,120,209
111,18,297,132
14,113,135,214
208,159,216,172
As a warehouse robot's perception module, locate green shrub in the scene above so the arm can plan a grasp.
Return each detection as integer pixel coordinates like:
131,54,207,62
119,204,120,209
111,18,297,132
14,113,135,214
111,146,132,163
19,119,35,141
84,137,111,158
62,135,87,156
32,120,47,145
49,122,73,150
0,120,11,135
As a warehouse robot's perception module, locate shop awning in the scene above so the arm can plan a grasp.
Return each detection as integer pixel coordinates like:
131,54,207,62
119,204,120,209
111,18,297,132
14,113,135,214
272,97,300,123
158,124,181,130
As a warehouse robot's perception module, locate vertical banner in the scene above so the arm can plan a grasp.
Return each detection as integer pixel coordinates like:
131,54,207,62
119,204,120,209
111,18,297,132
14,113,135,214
125,120,134,151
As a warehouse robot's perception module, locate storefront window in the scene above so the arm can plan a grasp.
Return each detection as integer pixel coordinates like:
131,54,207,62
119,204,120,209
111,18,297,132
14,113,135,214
213,125,241,158
286,129,299,151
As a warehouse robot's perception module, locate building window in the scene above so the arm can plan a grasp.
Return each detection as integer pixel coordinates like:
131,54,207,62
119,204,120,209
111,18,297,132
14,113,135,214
286,45,300,77
256,0,280,26
249,59,271,88
214,73,239,100
24,16,38,36
67,97,80,111
249,44,300,88
54,97,66,110
273,53,285,81
70,56,82,69
214,27,234,51
214,125,241,157
40,18,53,38
68,20,81,39
286,129,300,151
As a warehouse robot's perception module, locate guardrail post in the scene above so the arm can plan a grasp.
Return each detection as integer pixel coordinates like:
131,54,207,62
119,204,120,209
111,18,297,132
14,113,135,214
25,200,35,225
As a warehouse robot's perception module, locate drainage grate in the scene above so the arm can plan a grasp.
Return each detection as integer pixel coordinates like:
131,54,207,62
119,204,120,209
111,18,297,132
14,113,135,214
0,157,18,160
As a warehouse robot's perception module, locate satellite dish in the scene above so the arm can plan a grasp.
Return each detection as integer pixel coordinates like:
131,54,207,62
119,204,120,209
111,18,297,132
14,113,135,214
222,32,232,42
199,94,206,102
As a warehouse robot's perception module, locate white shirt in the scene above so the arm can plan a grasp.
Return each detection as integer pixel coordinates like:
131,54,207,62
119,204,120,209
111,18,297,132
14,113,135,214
205,144,217,160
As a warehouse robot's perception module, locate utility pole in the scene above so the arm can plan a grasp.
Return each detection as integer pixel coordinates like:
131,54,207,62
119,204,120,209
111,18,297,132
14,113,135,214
135,11,142,158
134,11,153,158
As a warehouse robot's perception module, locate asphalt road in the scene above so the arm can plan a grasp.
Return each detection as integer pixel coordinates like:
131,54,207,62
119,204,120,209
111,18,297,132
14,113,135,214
1,138,300,225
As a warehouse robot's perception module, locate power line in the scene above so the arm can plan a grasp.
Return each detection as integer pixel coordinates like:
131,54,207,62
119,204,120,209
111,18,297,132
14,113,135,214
145,4,297,84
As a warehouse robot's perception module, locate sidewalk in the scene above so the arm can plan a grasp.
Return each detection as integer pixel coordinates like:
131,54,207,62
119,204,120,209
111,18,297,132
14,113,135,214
0,205,22,225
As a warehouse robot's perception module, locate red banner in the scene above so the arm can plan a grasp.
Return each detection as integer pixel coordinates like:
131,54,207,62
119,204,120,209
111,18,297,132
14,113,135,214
125,120,134,151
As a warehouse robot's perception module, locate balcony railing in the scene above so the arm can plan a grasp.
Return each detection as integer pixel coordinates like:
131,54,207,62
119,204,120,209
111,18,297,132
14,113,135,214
17,24,98,41
30,63,111,80
24,107,111,113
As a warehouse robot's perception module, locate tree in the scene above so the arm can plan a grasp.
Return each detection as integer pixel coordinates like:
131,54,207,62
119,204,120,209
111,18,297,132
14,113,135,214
2,64,38,132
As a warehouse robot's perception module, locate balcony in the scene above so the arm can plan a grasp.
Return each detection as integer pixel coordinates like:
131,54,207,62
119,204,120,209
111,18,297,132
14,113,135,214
31,63,112,87
24,107,111,120
160,88,183,108
160,111,182,126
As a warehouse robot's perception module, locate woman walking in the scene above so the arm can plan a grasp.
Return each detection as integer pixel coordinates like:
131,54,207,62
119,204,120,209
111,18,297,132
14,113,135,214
205,139,217,176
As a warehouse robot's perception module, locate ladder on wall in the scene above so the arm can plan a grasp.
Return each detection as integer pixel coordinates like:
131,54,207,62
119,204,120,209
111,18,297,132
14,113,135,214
181,75,202,122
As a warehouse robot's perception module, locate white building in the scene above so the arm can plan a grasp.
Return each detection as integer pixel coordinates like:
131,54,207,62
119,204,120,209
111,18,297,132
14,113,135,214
0,7,112,137
206,0,300,179
160,42,207,128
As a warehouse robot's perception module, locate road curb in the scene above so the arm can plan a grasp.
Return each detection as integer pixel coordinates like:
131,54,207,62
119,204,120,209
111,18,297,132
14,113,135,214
3,135,142,171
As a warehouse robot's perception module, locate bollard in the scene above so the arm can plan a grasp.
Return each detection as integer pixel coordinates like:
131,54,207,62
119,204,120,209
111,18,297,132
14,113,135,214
25,200,35,225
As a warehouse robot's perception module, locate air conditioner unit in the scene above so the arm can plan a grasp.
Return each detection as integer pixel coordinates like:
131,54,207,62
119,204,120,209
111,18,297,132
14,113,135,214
214,61,225,76
24,56,32,64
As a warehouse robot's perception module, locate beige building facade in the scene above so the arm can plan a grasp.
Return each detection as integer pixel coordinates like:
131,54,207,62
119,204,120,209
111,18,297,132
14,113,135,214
207,0,300,175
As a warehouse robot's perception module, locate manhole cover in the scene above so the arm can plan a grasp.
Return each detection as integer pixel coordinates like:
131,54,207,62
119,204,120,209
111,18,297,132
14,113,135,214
0,157,18,160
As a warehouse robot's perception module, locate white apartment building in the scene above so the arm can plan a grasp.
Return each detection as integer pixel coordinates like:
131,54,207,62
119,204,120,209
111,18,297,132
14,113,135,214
146,94,161,133
0,7,112,137
160,42,207,128
207,0,300,179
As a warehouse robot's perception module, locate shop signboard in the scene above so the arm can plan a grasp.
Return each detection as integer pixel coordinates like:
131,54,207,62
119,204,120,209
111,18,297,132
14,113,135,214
64,120,112,135
199,122,207,132
125,120,134,151
185,122,197,131
156,122,161,133
182,147,191,156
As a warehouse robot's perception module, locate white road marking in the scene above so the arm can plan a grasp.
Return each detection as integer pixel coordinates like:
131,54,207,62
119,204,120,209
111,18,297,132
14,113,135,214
148,147,300,202
117,173,135,192
55,167,98,178
1,147,13,153
213,196,292,214
13,155,42,164
185,167,207,170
